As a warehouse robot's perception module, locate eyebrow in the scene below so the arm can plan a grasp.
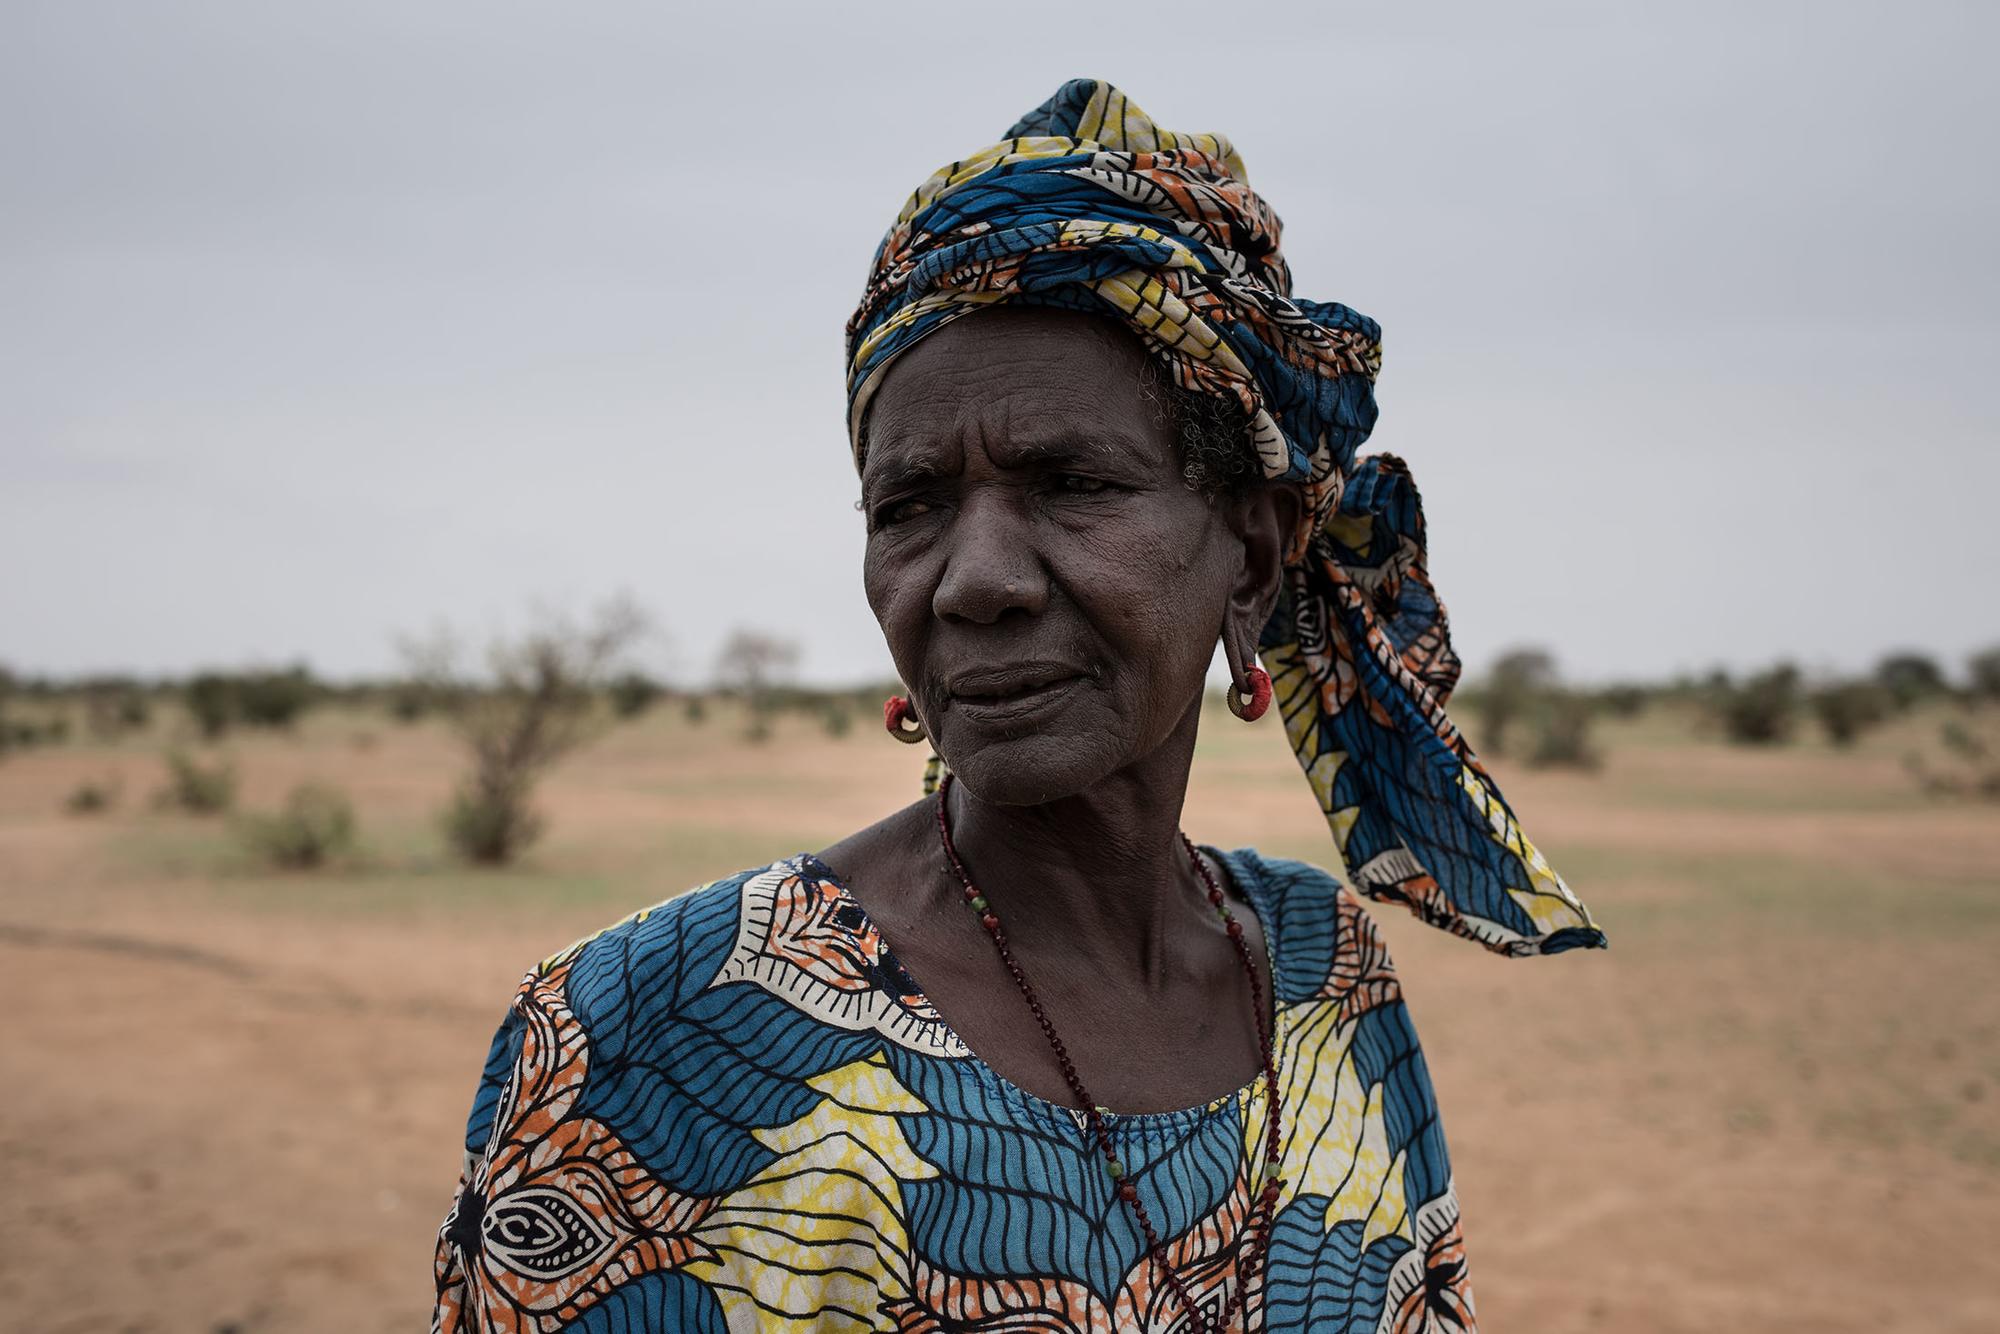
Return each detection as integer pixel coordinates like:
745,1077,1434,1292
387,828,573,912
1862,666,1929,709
861,427,1160,499
860,454,952,501
995,434,1127,466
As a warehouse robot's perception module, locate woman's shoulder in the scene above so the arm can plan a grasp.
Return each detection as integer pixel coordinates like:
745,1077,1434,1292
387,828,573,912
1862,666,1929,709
1213,845,1343,899
522,858,796,1030
1211,844,1362,929
1213,846,1402,1009
511,850,967,1059
546,863,756,971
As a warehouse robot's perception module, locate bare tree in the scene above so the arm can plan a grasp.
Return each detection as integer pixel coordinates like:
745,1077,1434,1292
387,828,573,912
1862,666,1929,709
407,598,648,865
717,628,802,742
1479,647,1558,757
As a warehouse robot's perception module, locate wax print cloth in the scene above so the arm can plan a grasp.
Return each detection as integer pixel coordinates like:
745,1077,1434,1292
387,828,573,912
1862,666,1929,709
433,850,1474,1332
847,79,1604,957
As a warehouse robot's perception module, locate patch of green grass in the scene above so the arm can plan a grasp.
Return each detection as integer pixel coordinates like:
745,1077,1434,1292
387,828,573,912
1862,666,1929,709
1551,845,1998,940
1235,834,2000,946
1608,776,1934,815
109,813,832,924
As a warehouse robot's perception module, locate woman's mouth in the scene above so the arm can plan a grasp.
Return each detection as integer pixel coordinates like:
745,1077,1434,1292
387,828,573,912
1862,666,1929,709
946,666,1086,721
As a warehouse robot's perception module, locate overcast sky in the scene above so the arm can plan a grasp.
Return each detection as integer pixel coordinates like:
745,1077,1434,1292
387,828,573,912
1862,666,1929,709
5,1,1995,686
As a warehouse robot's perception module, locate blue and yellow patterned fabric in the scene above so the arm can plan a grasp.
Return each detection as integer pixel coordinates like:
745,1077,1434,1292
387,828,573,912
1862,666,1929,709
433,851,1475,1332
847,79,1604,957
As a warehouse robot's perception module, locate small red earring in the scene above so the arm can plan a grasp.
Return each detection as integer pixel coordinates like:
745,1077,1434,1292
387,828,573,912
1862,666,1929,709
1227,666,1273,722
883,695,928,744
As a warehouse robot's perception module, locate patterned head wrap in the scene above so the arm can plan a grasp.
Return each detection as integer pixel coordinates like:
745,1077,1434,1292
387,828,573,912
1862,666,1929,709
846,79,1604,957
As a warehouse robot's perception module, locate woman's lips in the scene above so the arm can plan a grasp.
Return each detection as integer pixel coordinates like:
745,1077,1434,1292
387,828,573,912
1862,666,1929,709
947,671,1085,721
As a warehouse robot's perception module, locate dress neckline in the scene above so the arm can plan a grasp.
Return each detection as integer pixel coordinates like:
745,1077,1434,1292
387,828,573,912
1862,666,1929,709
790,847,1287,1137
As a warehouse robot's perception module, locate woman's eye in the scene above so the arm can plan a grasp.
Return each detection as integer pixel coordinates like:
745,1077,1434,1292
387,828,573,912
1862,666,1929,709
877,497,934,526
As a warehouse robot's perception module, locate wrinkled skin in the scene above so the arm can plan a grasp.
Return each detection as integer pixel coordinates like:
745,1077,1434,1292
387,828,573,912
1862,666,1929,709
820,307,1299,1113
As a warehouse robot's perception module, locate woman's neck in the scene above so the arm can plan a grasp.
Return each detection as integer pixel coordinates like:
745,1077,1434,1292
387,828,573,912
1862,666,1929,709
941,702,1208,988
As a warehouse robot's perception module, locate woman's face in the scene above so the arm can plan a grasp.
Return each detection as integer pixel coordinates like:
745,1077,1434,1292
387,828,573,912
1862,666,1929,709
860,307,1268,805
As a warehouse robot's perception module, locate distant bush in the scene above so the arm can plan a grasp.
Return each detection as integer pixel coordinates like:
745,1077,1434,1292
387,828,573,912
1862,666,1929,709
820,700,854,738
607,672,663,720
118,692,151,729
185,675,236,739
235,669,315,728
1905,709,2000,801
386,682,437,724
1526,693,1601,770
1811,681,1892,747
1478,648,1557,757
84,681,151,739
1715,664,1800,745
64,778,117,815
239,782,357,869
155,750,237,814
1596,684,1650,719
441,779,543,865
407,599,646,867
1876,652,1946,710
718,628,803,744
1969,646,2000,703
183,668,317,737
683,694,708,725
0,716,68,752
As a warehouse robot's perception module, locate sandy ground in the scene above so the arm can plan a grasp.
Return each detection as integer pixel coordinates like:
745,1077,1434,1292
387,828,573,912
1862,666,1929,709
2,703,1996,1332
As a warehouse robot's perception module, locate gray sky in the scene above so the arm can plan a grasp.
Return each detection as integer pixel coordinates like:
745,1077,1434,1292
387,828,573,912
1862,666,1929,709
5,0,1995,686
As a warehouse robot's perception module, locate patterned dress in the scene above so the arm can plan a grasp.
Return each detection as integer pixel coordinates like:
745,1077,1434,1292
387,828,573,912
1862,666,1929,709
432,849,1474,1332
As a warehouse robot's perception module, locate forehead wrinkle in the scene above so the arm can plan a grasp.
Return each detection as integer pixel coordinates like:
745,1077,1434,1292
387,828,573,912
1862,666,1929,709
986,430,1152,472
860,449,950,501
863,310,1174,482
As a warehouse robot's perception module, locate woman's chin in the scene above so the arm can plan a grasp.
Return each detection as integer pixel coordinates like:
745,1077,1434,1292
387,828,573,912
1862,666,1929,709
935,727,1128,808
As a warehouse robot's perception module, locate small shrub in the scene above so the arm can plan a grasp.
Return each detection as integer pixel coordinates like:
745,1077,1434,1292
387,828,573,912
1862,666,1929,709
1876,652,1946,710
1969,646,2000,703
820,701,854,738
1905,709,2000,801
1478,648,1557,756
608,672,663,720
117,692,151,730
1526,693,1600,769
64,779,117,815
441,780,544,865
683,694,707,725
0,716,65,751
1811,681,1892,747
183,668,317,736
719,628,803,742
185,675,236,739
156,750,237,814
409,598,646,866
235,669,316,729
1596,684,1649,719
239,782,357,869
1715,664,1800,745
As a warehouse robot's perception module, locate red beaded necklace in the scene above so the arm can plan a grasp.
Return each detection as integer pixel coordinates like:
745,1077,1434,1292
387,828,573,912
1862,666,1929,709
934,772,1286,1333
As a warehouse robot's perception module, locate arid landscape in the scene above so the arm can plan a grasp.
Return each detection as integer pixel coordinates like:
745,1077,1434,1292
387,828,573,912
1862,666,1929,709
2,699,1996,1332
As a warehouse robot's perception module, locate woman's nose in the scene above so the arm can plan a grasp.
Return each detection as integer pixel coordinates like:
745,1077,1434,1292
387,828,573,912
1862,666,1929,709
931,494,1049,625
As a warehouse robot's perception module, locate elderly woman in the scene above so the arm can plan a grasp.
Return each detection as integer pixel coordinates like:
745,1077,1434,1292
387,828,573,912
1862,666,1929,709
432,80,1602,1333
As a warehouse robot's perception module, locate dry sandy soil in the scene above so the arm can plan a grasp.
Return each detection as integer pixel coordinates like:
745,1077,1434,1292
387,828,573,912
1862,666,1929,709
2,703,1996,1332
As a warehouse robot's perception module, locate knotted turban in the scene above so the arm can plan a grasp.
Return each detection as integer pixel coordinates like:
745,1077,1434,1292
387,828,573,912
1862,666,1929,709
846,79,1603,956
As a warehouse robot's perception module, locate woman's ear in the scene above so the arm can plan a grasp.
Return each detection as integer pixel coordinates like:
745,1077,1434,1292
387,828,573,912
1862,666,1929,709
1223,484,1300,649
